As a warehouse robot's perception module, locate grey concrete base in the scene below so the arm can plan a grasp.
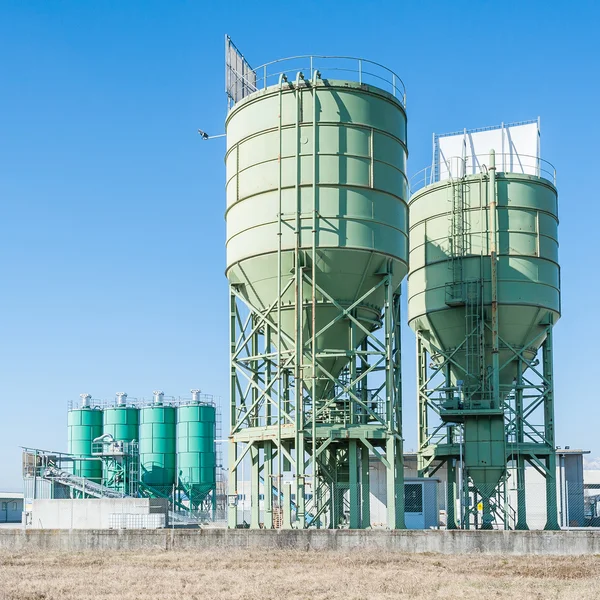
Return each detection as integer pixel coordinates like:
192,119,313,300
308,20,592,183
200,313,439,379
1,529,600,555
28,498,168,529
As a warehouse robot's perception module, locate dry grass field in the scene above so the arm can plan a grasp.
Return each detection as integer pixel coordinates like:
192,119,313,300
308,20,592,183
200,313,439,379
0,549,599,600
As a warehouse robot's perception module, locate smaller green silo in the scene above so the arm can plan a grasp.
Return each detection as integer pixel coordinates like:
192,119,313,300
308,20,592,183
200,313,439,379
67,393,102,482
139,391,176,490
176,390,216,507
102,392,139,443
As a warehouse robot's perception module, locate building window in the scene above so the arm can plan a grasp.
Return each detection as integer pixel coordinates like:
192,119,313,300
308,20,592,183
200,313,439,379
1,502,6,510
12,503,17,511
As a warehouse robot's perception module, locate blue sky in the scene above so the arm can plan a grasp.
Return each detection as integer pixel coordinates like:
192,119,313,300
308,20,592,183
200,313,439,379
1,1,598,490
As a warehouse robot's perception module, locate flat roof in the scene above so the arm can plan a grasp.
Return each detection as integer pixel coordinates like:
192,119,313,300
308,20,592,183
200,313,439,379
0,492,23,499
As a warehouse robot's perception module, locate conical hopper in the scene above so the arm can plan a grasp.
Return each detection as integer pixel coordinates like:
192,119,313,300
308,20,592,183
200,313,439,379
414,304,554,401
229,249,407,401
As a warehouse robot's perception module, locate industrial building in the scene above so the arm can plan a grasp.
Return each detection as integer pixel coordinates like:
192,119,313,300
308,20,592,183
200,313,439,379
18,39,593,533
0,493,23,523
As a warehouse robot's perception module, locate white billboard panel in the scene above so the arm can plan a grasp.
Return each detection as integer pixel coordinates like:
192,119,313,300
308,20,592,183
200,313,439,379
435,120,540,181
225,35,257,106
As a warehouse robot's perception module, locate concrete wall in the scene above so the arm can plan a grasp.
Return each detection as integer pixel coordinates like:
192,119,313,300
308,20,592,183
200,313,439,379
28,498,168,529
0,529,599,555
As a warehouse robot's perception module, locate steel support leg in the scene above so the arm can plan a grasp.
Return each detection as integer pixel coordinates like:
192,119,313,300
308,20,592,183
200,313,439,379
446,459,458,529
264,442,273,529
283,481,292,529
543,327,560,531
545,453,560,530
250,444,260,529
296,436,306,529
386,436,404,529
516,455,529,530
349,439,360,529
361,443,371,528
227,440,238,529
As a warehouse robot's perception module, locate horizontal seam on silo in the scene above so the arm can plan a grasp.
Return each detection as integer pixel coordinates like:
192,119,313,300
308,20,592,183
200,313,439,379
225,247,408,269
225,122,408,158
226,217,409,241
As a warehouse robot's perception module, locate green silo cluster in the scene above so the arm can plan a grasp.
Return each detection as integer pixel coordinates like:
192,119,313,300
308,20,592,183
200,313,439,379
67,390,217,502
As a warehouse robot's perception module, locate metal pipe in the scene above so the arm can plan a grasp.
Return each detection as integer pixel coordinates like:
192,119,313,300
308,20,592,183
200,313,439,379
459,426,464,528
116,392,127,406
293,69,305,528
191,389,201,403
488,150,500,405
93,433,115,444
559,452,565,527
153,390,164,405
276,73,285,523
311,68,320,512
80,393,91,409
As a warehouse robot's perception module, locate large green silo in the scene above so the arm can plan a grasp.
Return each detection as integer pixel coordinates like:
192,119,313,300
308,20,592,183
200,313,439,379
409,170,559,390
139,393,176,489
225,55,408,529
409,150,560,530
226,77,408,397
67,394,102,483
176,401,216,508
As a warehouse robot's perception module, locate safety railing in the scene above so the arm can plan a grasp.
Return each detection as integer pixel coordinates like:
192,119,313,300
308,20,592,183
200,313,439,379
238,55,406,106
410,153,557,194
67,394,218,410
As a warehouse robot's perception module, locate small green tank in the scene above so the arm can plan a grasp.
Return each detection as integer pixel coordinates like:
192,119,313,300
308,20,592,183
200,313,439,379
177,392,216,505
139,391,176,489
67,393,102,483
102,393,139,443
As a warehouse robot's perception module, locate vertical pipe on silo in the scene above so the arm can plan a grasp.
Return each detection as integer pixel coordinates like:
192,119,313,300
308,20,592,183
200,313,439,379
488,150,500,405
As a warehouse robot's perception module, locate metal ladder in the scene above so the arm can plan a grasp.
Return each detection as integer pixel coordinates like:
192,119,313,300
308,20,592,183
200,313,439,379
446,177,467,305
